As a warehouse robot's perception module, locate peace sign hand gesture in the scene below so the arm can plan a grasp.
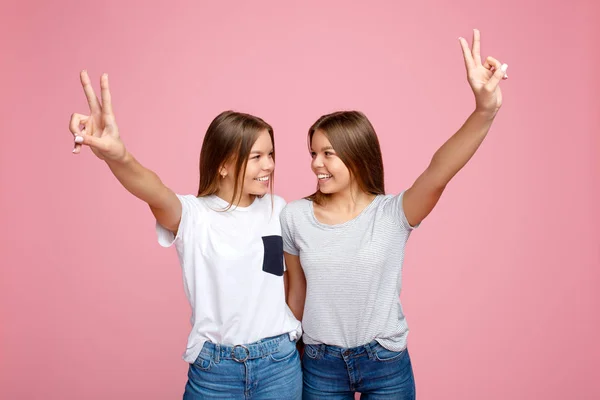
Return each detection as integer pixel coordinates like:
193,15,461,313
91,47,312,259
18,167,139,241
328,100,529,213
459,29,507,117
69,71,126,161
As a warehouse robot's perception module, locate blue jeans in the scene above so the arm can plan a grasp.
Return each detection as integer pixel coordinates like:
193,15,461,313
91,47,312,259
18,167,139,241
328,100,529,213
302,341,416,399
183,333,302,399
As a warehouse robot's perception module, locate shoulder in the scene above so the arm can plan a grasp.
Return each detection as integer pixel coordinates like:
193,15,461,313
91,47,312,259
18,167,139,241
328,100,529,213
374,192,407,211
180,195,231,218
271,194,287,213
280,198,311,221
251,193,287,214
177,194,200,210
178,194,198,201
375,193,398,207
180,194,214,210
372,191,417,229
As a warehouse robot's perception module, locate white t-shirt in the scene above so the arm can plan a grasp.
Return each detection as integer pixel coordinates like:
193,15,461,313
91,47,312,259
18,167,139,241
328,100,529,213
156,194,301,363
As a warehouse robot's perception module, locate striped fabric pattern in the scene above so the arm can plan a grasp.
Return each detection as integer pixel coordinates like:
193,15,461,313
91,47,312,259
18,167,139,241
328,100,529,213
280,192,416,351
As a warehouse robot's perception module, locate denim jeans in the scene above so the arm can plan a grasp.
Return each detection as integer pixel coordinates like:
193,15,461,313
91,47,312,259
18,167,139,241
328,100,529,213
183,333,302,399
302,341,415,399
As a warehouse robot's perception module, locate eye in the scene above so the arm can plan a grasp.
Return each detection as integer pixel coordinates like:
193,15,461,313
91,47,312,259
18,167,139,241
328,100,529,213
325,151,334,157
268,152,274,158
310,151,316,158
251,155,261,160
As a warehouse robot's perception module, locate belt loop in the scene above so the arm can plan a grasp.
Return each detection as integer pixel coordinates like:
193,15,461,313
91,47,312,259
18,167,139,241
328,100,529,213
214,343,220,364
364,342,376,361
319,344,326,358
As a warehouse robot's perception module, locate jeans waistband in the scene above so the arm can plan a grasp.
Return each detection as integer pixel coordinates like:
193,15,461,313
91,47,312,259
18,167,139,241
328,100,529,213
307,340,385,359
202,333,291,363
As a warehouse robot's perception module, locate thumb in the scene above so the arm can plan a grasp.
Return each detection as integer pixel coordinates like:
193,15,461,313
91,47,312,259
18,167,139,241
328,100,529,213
74,134,107,151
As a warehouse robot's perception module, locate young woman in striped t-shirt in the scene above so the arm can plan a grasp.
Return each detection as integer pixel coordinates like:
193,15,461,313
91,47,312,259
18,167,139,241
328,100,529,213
281,30,508,399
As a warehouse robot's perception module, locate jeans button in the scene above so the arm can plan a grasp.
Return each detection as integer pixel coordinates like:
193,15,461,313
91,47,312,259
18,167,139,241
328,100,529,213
344,350,350,356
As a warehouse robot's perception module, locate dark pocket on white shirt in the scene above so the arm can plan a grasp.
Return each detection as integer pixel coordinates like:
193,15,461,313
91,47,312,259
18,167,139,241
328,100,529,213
262,235,284,276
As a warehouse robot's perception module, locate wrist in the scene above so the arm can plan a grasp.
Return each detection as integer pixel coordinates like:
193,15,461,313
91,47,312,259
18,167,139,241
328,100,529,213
106,149,132,166
472,107,498,121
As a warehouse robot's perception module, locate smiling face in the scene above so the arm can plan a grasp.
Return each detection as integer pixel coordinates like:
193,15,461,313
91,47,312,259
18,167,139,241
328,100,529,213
306,111,386,205
310,129,352,195
197,111,275,207
239,129,275,197
218,129,274,206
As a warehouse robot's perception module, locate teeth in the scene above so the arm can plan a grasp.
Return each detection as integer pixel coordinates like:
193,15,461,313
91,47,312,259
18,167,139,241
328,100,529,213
255,176,269,182
317,174,332,179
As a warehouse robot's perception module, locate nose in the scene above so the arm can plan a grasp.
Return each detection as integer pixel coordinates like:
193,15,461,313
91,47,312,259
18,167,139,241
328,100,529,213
311,154,324,169
262,156,274,172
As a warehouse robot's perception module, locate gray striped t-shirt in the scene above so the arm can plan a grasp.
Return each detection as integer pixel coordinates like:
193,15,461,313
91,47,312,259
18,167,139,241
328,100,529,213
280,192,416,351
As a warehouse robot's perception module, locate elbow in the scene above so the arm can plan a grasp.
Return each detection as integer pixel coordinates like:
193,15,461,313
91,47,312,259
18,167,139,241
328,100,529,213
423,164,450,193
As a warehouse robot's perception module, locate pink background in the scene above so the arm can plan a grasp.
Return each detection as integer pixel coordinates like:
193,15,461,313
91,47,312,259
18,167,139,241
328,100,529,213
1,0,598,399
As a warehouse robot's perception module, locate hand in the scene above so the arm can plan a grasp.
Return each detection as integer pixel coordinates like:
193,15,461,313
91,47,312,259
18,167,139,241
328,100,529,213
69,71,126,161
459,29,507,117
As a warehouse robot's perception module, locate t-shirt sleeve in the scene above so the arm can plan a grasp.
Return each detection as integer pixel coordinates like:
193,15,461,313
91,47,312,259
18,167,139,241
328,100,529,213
280,204,299,256
155,194,195,247
388,191,420,232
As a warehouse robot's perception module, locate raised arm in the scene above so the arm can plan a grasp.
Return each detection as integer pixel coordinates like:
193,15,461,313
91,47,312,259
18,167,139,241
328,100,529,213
403,29,508,227
69,71,182,233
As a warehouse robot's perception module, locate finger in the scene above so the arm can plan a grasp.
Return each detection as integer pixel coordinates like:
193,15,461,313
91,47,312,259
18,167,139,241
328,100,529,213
80,70,102,114
72,122,91,154
69,113,89,136
74,133,105,151
100,73,115,120
483,56,508,79
485,63,508,91
483,56,500,70
472,29,482,66
458,37,476,71
69,113,88,154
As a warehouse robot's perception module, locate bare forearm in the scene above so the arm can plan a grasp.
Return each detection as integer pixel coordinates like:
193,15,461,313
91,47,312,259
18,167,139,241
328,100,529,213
106,152,173,209
283,253,307,321
428,110,495,187
287,278,306,321
287,290,305,321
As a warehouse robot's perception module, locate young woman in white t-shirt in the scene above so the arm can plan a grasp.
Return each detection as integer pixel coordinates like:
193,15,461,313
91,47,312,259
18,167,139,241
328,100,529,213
282,30,507,399
68,71,302,399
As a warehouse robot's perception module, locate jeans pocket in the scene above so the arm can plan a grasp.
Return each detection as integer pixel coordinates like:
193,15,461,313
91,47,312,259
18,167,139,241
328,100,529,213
374,344,407,362
192,350,213,371
303,344,320,360
262,235,284,276
270,339,297,362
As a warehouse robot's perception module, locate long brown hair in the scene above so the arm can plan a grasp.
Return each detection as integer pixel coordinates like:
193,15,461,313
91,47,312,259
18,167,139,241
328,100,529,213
197,111,274,208
306,111,385,205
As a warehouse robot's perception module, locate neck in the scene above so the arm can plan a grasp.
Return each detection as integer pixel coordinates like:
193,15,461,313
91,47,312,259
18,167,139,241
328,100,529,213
216,184,253,207
324,186,376,213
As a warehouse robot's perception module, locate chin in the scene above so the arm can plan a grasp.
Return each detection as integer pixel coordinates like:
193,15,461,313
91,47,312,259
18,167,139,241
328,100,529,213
249,186,269,196
318,183,344,195
317,181,330,192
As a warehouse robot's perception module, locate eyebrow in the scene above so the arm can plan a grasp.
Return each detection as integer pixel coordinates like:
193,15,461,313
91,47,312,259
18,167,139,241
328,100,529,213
310,146,335,152
250,149,274,154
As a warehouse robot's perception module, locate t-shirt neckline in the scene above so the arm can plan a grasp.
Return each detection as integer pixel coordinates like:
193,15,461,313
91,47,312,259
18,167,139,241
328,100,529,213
308,195,381,229
205,194,259,212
